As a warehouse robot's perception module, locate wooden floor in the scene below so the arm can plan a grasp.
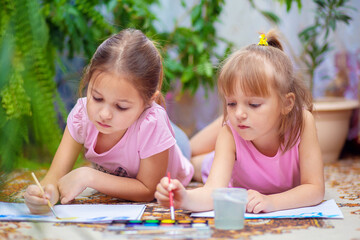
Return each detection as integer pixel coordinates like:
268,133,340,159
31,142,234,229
1,157,359,239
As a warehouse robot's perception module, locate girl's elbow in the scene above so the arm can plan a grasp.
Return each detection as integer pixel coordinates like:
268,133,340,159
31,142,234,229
142,192,156,202
314,184,325,205
131,190,156,202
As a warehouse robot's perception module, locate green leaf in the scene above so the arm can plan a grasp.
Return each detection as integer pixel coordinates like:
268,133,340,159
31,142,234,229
298,25,318,40
285,0,293,12
260,10,281,24
0,34,13,90
296,0,302,11
204,62,213,77
181,66,195,83
335,13,352,24
193,36,204,53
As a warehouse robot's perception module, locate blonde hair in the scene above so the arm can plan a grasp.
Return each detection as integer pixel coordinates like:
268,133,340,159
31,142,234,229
218,30,312,152
79,28,164,106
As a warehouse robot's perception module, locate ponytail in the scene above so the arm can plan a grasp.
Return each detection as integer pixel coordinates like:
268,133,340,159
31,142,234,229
266,30,283,51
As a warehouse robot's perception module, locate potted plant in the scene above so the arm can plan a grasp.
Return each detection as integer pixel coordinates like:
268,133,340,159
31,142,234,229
297,0,359,163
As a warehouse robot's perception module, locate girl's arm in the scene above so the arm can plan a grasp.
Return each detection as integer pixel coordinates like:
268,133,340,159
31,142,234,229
24,126,82,213
42,126,83,187
190,115,224,182
58,149,169,203
190,115,223,156
247,110,325,213
156,124,236,212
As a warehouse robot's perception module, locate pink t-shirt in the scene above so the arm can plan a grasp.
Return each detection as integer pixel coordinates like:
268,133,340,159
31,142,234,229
202,121,300,194
67,98,194,186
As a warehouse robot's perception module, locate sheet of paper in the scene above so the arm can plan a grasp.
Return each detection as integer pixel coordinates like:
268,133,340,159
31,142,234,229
191,199,344,219
0,202,146,223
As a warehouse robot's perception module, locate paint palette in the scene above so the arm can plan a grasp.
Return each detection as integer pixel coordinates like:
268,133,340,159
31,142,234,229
109,219,209,229
106,219,212,239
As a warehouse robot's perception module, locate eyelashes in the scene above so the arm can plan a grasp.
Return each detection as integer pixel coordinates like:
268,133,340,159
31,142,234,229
92,96,128,111
226,102,261,108
116,105,128,111
93,96,102,102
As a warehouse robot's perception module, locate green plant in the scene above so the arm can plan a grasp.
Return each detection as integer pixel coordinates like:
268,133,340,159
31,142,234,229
160,0,233,94
297,0,354,94
1,0,63,172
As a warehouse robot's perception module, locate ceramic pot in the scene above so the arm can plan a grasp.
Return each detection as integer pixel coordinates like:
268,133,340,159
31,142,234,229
313,97,359,163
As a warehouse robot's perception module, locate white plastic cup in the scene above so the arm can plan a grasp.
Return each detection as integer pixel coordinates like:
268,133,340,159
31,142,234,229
212,188,247,230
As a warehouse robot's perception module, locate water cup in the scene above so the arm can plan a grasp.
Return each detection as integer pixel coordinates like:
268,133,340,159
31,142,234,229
212,188,247,230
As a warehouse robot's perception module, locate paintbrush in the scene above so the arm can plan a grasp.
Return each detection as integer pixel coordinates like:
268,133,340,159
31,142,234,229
167,172,175,220
31,172,59,219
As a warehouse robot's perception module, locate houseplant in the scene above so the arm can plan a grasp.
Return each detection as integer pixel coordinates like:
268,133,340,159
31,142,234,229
297,0,359,163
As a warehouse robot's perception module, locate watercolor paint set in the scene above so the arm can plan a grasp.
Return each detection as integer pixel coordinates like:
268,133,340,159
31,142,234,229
106,219,212,239
108,219,210,230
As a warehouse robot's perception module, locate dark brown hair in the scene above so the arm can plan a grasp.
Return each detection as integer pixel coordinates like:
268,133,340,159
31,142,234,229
218,30,313,152
79,28,164,106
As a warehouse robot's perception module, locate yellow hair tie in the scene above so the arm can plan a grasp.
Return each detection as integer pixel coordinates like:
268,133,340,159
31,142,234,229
258,34,268,46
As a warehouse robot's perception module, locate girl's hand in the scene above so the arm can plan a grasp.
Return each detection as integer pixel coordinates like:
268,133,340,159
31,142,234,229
58,167,92,204
246,189,275,213
155,177,187,209
24,184,59,214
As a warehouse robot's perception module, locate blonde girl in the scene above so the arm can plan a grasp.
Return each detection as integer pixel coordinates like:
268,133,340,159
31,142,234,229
24,29,194,214
155,30,324,213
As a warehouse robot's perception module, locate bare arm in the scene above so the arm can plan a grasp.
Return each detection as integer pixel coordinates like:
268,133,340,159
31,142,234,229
181,125,236,211
24,126,82,213
58,149,169,203
92,149,169,201
247,110,325,213
42,126,83,188
190,115,223,156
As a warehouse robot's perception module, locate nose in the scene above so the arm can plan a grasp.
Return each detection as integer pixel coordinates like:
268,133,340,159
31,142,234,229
235,105,247,119
99,106,112,121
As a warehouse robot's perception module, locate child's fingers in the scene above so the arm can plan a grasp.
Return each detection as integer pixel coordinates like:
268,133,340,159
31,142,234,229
43,184,59,204
156,179,169,194
154,190,170,207
26,185,44,198
167,178,182,192
246,189,259,213
160,176,170,186
24,185,48,204
252,202,264,214
154,192,169,206
24,185,55,214
246,199,260,213
60,196,70,205
23,191,48,206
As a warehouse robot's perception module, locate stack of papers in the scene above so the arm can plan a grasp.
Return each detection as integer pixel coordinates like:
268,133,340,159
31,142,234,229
191,199,343,219
0,202,146,223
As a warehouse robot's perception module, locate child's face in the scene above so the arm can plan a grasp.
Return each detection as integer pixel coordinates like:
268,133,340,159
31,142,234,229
86,71,146,137
225,86,282,145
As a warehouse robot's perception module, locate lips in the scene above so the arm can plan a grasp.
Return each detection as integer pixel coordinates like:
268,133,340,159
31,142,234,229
97,121,111,128
238,125,249,129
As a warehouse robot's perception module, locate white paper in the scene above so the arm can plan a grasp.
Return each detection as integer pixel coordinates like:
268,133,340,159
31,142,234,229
0,202,146,223
191,199,344,219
